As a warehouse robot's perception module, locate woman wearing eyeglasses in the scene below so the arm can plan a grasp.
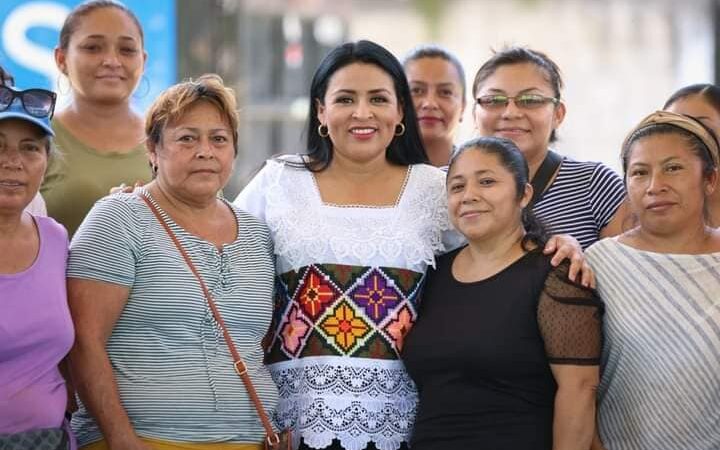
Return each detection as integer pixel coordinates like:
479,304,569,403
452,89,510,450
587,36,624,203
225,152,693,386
40,0,151,236
0,86,75,449
472,47,628,248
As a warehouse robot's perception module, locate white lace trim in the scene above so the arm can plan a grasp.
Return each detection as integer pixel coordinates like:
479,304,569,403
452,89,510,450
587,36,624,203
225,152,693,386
270,357,416,450
261,157,451,273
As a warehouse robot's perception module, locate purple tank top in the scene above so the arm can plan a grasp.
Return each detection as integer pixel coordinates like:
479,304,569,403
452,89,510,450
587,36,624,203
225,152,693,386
0,215,73,433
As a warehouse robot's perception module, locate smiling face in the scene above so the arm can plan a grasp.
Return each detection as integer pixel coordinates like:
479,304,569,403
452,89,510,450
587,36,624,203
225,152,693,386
151,101,235,201
447,148,531,243
626,132,717,236
665,94,720,141
0,119,49,214
55,6,146,105
473,62,565,161
406,57,465,145
317,62,404,166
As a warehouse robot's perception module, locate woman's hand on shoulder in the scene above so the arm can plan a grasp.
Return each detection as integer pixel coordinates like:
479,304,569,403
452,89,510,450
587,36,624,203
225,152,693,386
109,180,145,195
544,234,595,288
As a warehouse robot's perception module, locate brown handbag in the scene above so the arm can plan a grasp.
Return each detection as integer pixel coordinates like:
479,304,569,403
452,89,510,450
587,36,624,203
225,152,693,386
140,193,291,450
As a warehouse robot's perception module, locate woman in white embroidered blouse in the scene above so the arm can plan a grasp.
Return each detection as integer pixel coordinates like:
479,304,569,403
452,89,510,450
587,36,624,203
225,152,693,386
235,40,591,450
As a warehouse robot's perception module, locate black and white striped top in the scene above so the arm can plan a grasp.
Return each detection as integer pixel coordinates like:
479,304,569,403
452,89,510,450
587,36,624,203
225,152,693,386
534,158,625,249
67,192,278,446
587,238,720,450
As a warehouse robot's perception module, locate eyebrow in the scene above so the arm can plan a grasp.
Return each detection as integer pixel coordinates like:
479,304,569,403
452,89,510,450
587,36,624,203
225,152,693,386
83,34,139,42
630,156,682,166
173,126,230,133
484,87,545,95
331,88,393,95
448,169,495,180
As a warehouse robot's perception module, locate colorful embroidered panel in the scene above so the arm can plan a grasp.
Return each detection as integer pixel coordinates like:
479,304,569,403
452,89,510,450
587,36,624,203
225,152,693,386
268,263,424,363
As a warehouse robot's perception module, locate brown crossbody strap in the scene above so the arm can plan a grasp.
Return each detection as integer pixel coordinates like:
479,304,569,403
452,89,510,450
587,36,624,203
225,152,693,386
139,192,280,445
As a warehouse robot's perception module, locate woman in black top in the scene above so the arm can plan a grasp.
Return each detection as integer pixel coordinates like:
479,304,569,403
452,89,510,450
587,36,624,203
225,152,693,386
403,136,602,450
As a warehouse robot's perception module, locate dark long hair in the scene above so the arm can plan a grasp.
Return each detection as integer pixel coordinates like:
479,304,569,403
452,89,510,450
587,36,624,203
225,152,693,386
303,40,428,171
448,136,548,250
663,83,720,113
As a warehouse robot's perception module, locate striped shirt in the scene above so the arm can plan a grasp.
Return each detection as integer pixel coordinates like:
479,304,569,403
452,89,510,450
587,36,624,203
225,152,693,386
586,238,720,450
67,192,278,446
534,158,625,249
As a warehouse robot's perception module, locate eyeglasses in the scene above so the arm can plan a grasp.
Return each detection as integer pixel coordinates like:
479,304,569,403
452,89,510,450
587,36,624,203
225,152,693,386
0,86,57,119
476,94,559,110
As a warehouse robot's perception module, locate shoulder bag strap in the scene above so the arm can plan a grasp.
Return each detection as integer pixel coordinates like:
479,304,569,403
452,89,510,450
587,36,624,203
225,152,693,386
138,192,279,445
530,150,563,206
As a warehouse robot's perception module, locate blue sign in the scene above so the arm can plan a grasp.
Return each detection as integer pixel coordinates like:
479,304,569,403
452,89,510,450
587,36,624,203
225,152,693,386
0,0,176,112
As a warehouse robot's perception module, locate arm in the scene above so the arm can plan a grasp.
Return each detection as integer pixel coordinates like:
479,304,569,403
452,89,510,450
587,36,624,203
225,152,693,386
543,235,595,288
67,278,150,450
550,364,599,450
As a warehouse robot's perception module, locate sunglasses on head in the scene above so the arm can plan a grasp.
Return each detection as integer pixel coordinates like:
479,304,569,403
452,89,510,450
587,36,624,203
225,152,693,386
476,94,559,110
0,85,57,119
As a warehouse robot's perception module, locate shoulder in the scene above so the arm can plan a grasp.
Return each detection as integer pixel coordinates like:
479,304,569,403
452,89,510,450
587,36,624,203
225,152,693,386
34,215,69,244
74,193,148,238
230,202,271,238
407,163,446,195
544,259,597,301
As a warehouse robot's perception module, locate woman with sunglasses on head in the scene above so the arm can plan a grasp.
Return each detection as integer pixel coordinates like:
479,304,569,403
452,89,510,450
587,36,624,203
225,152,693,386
663,83,720,226
403,137,602,450
0,85,75,449
472,47,629,248
41,0,151,236
586,111,720,450
403,45,466,167
0,64,49,216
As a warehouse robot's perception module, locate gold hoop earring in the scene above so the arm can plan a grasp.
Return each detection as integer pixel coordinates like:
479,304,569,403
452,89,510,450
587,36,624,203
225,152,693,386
318,124,330,138
394,123,406,136
56,74,71,96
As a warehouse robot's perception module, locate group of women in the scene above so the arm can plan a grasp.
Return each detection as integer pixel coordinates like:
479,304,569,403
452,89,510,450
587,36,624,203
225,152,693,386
2,1,719,450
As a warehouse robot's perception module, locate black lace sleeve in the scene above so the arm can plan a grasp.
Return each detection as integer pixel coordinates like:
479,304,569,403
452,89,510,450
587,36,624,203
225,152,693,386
537,261,603,365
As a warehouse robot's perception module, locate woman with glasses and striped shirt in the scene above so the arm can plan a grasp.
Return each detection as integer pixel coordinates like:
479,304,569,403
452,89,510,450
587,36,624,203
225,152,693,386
472,47,629,248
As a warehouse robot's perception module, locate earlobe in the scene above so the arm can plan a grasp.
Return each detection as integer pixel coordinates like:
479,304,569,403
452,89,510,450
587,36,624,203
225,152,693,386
520,183,533,208
553,101,567,129
54,48,67,75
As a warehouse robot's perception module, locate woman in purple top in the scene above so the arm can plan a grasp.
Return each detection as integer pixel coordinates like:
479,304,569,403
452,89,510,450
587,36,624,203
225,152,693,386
0,83,74,449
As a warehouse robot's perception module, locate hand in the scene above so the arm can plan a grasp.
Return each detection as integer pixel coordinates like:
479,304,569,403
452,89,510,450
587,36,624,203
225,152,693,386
543,234,595,288
109,180,145,195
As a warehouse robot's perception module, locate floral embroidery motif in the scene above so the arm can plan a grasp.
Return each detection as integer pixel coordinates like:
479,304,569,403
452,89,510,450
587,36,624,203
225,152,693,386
319,300,371,353
268,263,425,363
383,304,415,352
351,269,401,324
279,304,312,356
296,266,340,321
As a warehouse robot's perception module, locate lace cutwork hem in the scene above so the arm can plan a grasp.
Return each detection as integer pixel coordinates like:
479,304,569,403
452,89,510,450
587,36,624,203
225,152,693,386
271,358,416,450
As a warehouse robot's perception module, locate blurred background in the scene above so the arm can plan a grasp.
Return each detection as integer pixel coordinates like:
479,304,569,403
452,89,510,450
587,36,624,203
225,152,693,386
0,0,716,197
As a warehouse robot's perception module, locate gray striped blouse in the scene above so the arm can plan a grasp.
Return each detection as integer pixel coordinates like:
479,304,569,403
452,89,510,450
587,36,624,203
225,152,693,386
586,238,720,450
67,192,278,446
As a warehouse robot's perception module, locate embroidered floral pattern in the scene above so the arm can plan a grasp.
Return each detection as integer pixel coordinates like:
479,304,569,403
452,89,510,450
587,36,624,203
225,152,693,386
279,304,312,356
351,269,401,324
268,264,423,363
320,300,372,353
383,305,414,352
